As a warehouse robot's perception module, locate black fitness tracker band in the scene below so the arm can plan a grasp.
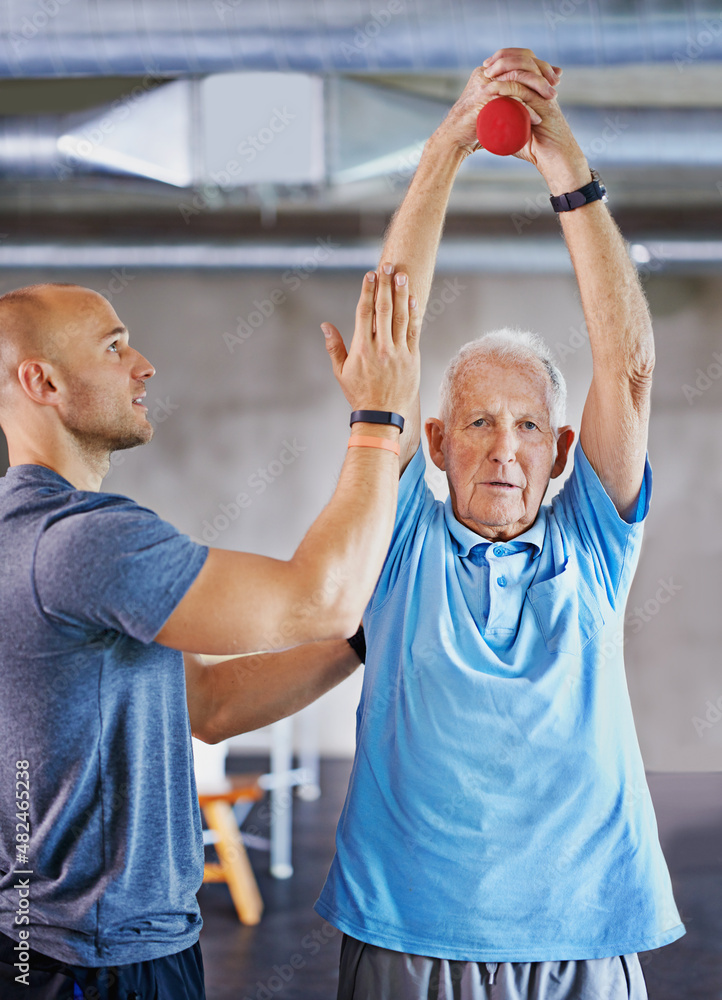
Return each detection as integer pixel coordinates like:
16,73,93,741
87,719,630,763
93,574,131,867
550,170,607,213
350,410,405,433
347,625,367,663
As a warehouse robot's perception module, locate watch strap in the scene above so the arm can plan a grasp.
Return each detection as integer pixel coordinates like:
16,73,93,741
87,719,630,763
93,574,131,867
350,410,405,433
550,176,607,213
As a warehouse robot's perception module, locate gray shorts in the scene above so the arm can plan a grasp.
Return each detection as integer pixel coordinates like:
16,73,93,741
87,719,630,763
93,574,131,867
337,934,648,1000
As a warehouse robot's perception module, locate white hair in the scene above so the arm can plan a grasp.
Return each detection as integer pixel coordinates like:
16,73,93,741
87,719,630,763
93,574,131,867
438,327,567,431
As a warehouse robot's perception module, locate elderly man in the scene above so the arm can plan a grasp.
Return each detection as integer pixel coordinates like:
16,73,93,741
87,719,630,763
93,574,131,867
316,49,684,1000
0,267,418,999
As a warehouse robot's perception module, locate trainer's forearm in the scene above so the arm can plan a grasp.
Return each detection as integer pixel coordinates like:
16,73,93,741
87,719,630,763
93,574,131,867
186,640,360,743
286,423,401,640
381,132,468,318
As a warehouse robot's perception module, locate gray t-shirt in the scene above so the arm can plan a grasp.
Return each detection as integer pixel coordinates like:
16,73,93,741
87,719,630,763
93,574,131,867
0,464,209,967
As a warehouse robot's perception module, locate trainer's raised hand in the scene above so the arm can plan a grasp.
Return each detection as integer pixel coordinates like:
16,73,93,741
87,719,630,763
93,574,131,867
322,263,421,429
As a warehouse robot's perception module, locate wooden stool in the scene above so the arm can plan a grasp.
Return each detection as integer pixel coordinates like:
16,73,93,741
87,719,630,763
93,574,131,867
198,775,265,925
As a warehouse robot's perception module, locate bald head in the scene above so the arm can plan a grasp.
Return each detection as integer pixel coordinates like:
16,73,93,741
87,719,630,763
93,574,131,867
0,283,106,420
0,283,155,474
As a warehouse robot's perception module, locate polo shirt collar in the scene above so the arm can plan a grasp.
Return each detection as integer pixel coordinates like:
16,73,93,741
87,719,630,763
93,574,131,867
443,496,547,558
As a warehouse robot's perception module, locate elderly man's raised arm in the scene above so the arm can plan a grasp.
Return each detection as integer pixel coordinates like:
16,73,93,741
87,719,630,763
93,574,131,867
377,51,560,469
557,183,653,521
484,51,654,520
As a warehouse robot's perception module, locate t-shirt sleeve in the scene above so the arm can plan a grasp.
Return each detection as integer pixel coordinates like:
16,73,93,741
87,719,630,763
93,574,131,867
552,443,652,608
33,499,209,643
368,443,436,612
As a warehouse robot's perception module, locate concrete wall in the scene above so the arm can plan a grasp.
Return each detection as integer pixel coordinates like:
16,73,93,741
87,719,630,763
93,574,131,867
1,265,720,771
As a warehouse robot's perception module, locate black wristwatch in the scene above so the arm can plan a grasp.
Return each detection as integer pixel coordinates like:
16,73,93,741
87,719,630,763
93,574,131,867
550,169,607,213
350,410,405,433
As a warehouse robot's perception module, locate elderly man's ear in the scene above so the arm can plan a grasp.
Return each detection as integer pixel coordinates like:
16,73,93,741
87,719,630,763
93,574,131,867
551,426,575,478
425,418,447,470
425,417,576,478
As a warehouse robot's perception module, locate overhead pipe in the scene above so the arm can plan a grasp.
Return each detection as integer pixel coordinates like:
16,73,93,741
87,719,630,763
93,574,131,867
2,0,722,78
0,239,720,274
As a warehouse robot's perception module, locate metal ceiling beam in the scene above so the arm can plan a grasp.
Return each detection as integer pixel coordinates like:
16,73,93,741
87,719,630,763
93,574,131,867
1,1,722,78
0,238,719,274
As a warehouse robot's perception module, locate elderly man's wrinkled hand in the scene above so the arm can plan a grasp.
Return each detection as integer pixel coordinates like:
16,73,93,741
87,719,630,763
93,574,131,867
483,48,589,186
322,264,420,420
436,47,559,156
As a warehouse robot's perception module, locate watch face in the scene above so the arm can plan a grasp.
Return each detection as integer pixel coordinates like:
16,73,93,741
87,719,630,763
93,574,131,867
590,169,608,202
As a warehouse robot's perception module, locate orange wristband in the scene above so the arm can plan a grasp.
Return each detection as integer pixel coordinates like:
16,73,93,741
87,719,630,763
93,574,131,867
347,436,401,458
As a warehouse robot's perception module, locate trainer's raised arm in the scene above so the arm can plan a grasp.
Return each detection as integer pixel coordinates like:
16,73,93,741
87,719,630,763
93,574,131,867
156,266,420,654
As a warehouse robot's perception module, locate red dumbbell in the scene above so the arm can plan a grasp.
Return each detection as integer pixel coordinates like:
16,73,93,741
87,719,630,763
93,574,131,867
476,96,531,156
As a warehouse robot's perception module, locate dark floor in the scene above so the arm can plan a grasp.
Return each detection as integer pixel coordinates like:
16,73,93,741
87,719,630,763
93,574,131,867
198,763,722,1000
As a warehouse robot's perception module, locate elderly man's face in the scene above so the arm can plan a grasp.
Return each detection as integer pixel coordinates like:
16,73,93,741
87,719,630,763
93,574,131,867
425,357,574,542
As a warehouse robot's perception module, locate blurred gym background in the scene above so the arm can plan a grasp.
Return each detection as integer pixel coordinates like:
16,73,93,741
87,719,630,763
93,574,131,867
0,3,720,997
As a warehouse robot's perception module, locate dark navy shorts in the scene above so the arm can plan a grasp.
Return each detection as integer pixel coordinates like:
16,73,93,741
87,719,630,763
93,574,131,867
338,933,648,1000
0,929,205,1000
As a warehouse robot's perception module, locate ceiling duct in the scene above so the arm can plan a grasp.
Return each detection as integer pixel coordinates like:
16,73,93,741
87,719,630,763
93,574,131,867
3,71,722,194
0,72,325,187
1,1,722,78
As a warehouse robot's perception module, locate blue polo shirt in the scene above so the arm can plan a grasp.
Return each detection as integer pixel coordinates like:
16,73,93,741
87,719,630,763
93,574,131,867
316,443,685,962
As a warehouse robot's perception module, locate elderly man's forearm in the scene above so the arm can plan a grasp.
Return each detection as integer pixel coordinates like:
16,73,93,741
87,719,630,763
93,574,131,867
537,140,654,366
557,200,654,370
380,132,468,318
